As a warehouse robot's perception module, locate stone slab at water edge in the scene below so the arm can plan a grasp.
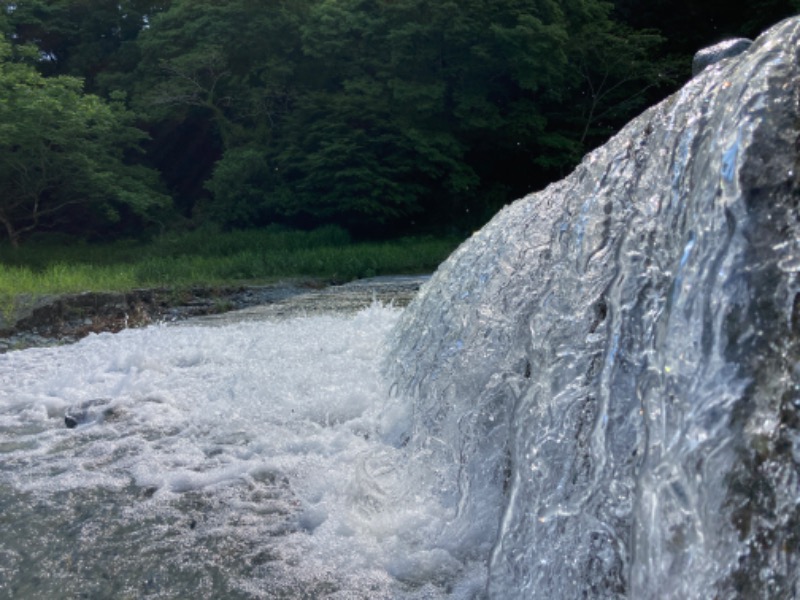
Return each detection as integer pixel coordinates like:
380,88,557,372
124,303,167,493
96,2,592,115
387,17,800,599
0,277,426,352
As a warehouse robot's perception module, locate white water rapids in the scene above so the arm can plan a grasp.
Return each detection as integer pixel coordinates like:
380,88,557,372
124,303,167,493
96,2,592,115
0,304,487,599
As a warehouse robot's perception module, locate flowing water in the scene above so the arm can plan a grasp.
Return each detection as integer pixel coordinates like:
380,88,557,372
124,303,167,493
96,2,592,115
0,303,488,599
388,17,800,600
3,17,800,600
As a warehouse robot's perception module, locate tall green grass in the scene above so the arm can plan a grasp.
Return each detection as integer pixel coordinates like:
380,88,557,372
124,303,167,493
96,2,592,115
0,226,461,297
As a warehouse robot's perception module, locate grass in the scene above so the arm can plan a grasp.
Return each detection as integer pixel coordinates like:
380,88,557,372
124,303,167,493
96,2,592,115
0,225,461,299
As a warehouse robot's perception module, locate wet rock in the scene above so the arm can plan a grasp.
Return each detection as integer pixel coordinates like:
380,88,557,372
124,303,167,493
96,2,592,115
692,37,753,76
64,399,119,429
0,281,326,353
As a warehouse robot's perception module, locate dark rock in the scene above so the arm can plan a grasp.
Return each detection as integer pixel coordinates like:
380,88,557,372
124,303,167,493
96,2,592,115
64,399,118,429
0,281,326,353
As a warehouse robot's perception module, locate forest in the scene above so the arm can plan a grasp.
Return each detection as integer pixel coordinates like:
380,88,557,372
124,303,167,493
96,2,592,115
1,0,798,248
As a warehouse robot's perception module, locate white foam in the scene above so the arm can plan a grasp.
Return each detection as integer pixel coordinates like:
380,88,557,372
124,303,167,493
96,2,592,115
0,304,486,597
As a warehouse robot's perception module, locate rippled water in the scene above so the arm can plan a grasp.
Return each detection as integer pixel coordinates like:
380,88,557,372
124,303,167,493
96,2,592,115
0,306,488,599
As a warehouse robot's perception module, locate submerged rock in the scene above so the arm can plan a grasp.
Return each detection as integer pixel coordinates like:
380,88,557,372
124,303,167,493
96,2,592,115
388,17,800,600
64,399,120,428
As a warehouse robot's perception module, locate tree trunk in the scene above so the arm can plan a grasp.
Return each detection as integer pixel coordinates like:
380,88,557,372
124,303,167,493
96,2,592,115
0,215,20,248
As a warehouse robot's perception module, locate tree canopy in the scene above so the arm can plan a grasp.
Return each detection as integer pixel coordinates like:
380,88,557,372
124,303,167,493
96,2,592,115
0,35,169,246
2,0,798,243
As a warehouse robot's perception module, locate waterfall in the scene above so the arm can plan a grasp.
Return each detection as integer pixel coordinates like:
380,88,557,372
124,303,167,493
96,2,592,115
387,17,800,599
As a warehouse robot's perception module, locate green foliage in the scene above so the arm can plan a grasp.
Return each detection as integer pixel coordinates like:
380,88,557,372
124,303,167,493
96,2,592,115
4,0,780,242
0,37,170,246
96,0,673,231
551,3,676,152
147,224,352,257
133,0,305,143
5,0,171,92
125,0,306,207
272,0,590,228
202,147,282,228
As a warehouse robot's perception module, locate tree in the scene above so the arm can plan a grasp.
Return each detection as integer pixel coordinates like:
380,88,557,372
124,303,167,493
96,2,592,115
532,1,677,167
129,0,305,214
0,38,169,246
5,0,171,93
3,0,781,239
202,146,283,228
270,0,579,231
127,0,689,233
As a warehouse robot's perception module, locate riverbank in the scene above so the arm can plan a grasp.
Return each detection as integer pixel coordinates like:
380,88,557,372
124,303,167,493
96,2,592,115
0,275,428,353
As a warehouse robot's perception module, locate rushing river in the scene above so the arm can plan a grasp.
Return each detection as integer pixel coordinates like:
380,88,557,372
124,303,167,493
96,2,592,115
0,304,487,599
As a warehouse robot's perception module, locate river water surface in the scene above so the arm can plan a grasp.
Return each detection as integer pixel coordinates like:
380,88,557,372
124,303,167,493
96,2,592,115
0,291,487,599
